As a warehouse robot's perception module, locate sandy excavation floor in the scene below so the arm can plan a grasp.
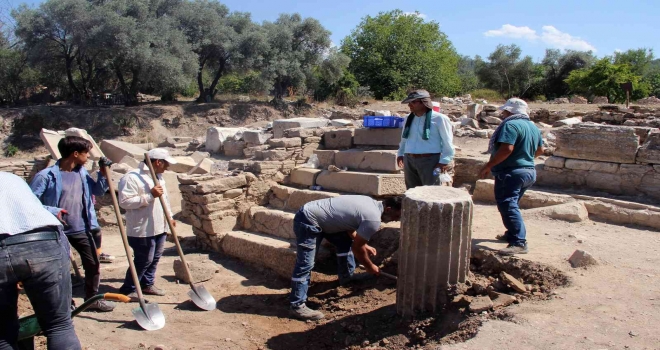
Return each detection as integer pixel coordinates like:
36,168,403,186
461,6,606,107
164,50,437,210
17,203,660,350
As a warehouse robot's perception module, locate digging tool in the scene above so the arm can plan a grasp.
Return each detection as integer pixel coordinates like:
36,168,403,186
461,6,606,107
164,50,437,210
144,154,217,311
105,164,166,331
379,271,398,281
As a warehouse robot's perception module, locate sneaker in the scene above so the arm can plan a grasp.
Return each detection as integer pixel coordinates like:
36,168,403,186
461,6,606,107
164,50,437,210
339,272,375,286
498,244,529,256
85,299,116,312
289,304,325,321
126,292,150,303
495,234,508,242
99,253,115,263
141,285,166,296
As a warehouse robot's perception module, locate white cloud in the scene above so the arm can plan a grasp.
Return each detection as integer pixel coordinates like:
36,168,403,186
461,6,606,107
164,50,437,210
403,11,427,19
484,24,538,40
539,26,596,52
614,48,622,53
483,24,596,52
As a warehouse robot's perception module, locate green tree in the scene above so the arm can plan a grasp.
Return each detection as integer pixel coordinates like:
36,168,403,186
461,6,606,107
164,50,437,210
176,0,267,102
565,58,650,103
476,44,543,99
0,46,39,104
614,48,654,76
341,10,460,100
541,49,596,99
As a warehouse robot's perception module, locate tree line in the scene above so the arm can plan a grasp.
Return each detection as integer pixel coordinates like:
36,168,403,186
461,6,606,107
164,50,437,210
0,1,658,106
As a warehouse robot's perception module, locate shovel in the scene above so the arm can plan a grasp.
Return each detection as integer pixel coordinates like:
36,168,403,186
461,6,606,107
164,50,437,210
144,154,217,311
105,166,166,331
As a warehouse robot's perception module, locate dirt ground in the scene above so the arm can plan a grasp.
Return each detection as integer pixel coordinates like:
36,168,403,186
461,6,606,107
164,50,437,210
17,203,660,350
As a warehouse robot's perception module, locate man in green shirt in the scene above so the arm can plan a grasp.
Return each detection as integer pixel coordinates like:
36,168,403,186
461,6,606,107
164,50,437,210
478,98,544,255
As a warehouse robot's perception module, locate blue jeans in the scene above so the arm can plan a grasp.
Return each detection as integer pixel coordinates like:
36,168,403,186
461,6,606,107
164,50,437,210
290,210,356,308
119,233,166,294
0,236,81,350
493,168,537,247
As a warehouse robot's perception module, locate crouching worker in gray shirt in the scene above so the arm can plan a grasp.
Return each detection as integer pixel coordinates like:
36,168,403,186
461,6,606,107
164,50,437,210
289,195,402,321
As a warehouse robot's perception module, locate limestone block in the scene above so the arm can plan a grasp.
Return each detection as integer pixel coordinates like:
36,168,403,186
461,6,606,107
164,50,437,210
100,140,148,163
119,155,140,169
195,175,247,194
162,171,182,214
220,231,296,278
553,117,582,127
270,184,295,201
268,137,302,148
453,156,490,185
272,118,329,138
205,127,246,153
472,179,575,209
323,129,354,150
169,156,212,174
256,149,294,161
189,152,209,163
202,199,235,214
223,188,243,199
223,140,246,157
202,215,237,235
289,168,321,186
565,159,597,171
524,202,589,222
284,189,339,211
284,128,315,138
243,145,269,158
160,137,193,148
553,124,639,164
544,156,566,168
315,170,405,196
330,119,353,127
334,150,399,173
467,103,482,119
244,206,295,239
353,127,402,146
301,143,319,159
397,186,473,316
636,131,660,164
243,130,272,145
304,136,322,143
313,150,338,168
188,193,220,205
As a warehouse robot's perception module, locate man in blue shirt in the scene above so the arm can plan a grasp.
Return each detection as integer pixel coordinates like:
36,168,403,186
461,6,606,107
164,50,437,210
31,136,115,312
0,172,82,350
479,98,544,255
397,90,455,189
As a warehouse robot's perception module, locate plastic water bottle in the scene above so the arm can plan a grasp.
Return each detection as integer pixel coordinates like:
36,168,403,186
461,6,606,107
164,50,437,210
309,185,323,191
433,168,441,177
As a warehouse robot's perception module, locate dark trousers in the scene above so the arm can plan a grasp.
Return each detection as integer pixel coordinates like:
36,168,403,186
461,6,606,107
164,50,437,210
119,234,166,294
494,168,537,246
0,236,82,350
66,231,102,300
290,210,355,307
403,154,440,189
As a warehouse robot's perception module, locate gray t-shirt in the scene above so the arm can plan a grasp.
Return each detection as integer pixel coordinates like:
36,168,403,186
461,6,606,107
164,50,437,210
59,169,87,234
302,195,383,240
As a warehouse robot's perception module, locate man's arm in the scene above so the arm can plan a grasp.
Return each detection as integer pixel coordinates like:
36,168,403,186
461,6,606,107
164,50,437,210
29,172,61,216
351,235,379,275
396,120,408,168
88,169,110,196
118,174,154,210
535,146,545,158
479,144,514,179
437,115,456,166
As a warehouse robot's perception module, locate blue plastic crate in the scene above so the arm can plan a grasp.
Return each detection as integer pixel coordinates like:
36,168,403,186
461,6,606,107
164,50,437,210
362,116,405,128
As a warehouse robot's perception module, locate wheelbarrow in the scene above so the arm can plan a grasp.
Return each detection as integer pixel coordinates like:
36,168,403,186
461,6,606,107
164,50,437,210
17,293,130,350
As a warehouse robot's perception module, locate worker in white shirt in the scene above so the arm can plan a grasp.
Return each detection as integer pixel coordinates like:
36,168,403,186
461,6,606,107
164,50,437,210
117,149,177,299
396,90,456,189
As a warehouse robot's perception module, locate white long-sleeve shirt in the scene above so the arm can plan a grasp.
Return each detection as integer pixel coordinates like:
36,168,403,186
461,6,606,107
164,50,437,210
118,163,172,238
397,111,456,164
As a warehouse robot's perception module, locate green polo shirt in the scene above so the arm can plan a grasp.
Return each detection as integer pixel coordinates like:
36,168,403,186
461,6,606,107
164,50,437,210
491,119,543,173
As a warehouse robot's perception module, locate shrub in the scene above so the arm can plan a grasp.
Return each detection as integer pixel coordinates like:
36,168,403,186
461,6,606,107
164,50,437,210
469,89,503,102
4,144,18,157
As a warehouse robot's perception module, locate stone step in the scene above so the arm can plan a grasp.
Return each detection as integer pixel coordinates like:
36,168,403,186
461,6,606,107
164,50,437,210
314,149,400,173
220,230,297,279
315,170,405,196
270,184,340,211
242,206,296,239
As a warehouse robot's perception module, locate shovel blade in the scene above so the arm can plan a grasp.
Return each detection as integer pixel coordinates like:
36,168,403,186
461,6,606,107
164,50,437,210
188,284,216,311
132,303,165,331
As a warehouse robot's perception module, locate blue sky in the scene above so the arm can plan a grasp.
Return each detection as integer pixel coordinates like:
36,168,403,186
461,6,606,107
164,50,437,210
7,0,660,61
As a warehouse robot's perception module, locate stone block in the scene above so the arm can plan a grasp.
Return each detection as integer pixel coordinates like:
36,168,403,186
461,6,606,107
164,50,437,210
303,136,322,143
334,150,399,173
205,127,246,153
323,129,354,150
119,155,140,169
243,206,295,239
472,179,575,209
268,137,302,148
467,103,482,119
289,168,321,186
564,159,597,171
524,202,589,222
223,188,243,199
284,189,339,211
272,118,329,138
256,149,294,161
220,231,296,279
162,171,182,214
100,140,148,163
544,156,566,168
243,145,269,158
313,150,338,168
397,186,473,316
169,156,212,174
243,130,272,145
553,124,639,164
636,131,660,164
315,171,405,196
553,117,582,127
569,250,598,268
195,175,247,194
202,215,238,235
160,136,193,147
353,127,402,147
190,151,210,163
453,156,490,185
590,162,620,173
284,128,315,138
223,140,246,157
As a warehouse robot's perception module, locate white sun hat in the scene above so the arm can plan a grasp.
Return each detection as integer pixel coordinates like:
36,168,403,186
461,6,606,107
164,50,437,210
498,98,528,115
147,148,178,164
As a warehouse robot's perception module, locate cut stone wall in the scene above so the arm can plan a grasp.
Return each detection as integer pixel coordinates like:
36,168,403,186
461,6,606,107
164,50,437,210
0,156,51,182
397,186,473,316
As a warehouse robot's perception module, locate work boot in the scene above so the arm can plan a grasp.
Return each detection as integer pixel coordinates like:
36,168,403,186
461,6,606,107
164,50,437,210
289,304,324,321
495,233,508,242
126,292,150,303
99,253,115,263
86,299,116,312
339,272,375,286
498,244,529,256
142,285,166,296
